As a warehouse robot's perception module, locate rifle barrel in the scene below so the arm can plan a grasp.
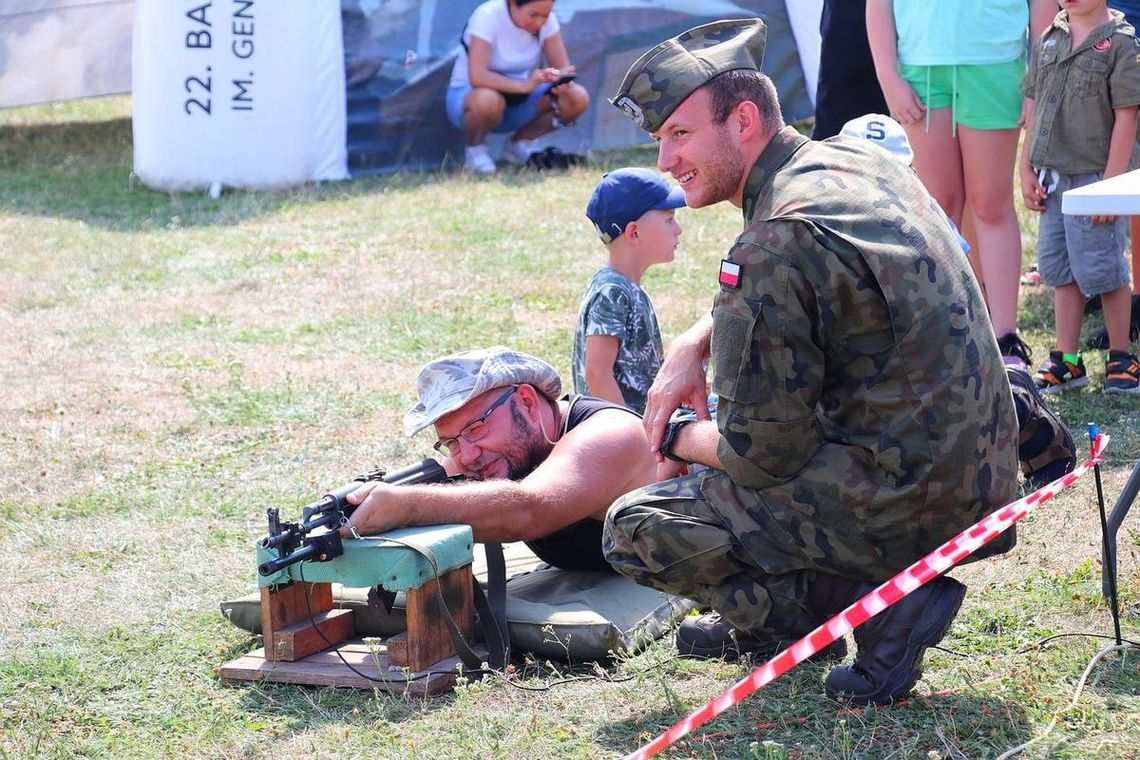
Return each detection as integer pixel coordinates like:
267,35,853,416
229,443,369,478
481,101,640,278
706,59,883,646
257,459,447,574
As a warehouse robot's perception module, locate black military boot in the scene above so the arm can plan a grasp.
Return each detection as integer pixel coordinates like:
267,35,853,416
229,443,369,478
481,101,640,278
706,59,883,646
675,612,847,662
824,576,967,705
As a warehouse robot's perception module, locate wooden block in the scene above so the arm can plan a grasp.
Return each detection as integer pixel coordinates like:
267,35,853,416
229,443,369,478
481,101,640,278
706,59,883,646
387,564,474,672
261,581,333,647
266,608,355,662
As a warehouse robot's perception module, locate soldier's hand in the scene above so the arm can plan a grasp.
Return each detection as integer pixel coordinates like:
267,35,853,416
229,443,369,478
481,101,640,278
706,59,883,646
644,350,709,457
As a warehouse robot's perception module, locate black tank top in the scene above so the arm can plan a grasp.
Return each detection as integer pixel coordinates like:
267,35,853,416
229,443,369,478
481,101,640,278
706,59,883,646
523,395,638,572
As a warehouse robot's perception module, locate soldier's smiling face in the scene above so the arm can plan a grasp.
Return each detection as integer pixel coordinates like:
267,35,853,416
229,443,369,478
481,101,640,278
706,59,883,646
652,87,748,209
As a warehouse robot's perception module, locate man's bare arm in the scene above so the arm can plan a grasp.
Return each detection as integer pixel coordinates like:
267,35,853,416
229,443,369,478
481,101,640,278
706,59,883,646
583,335,627,406
342,408,657,542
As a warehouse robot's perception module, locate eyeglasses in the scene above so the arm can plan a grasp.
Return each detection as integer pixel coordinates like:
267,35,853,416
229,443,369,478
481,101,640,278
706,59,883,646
432,386,518,456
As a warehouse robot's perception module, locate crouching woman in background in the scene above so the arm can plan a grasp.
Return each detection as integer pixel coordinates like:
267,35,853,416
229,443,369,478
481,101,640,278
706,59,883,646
447,0,590,174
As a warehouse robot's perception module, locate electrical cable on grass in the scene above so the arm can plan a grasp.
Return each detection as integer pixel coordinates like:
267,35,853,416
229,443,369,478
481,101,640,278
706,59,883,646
995,641,1137,759
291,561,1140,736
294,563,651,690
297,562,469,685
1020,631,1140,652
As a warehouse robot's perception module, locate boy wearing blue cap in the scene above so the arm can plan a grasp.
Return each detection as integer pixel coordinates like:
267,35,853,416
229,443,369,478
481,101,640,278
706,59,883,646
572,168,686,414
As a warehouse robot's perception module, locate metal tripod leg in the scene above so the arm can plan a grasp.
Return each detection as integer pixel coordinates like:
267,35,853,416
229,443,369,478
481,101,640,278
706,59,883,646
1102,456,1140,600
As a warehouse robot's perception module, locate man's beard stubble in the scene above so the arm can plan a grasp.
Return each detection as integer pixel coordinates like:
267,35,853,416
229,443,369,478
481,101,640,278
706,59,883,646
506,403,552,480
686,122,747,209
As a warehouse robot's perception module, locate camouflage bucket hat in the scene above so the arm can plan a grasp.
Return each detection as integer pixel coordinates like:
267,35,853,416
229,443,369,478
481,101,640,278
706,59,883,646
610,18,767,134
403,346,562,436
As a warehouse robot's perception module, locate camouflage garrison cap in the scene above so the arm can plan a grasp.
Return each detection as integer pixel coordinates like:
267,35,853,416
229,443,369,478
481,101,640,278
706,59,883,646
610,18,767,134
403,346,562,436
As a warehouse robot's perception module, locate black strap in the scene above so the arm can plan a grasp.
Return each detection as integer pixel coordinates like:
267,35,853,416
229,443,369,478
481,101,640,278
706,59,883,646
480,541,510,669
367,534,510,674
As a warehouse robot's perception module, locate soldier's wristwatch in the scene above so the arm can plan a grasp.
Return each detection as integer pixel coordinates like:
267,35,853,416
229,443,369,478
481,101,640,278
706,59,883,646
659,419,694,463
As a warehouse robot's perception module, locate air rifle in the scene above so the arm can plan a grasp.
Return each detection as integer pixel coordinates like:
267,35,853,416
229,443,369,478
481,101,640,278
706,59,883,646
257,458,452,577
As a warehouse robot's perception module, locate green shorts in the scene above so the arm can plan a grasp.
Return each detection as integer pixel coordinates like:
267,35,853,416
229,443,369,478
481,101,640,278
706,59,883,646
900,57,1025,130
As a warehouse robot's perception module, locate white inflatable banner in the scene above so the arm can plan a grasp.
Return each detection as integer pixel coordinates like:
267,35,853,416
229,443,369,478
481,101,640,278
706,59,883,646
132,0,348,191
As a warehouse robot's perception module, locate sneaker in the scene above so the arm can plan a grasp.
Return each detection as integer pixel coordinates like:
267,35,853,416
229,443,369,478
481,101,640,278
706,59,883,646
464,144,496,175
824,577,967,706
675,612,846,663
1007,366,1076,490
500,138,538,165
1105,350,1140,394
1085,294,1140,349
997,332,1032,370
1034,350,1089,394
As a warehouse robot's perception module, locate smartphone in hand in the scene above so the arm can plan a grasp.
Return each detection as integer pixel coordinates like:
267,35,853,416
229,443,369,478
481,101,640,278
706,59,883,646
552,72,576,87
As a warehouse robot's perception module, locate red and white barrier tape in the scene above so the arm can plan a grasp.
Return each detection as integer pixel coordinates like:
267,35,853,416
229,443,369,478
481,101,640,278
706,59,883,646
623,434,1108,760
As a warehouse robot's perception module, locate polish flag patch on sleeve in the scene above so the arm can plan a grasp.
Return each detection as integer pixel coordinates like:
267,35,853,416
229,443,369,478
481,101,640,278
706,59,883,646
719,259,742,288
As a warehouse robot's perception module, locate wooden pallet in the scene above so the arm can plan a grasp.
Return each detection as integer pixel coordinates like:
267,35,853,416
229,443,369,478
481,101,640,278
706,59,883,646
219,638,485,695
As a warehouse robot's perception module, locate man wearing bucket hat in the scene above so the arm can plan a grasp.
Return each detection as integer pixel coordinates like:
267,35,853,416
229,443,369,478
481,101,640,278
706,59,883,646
601,18,1020,706
340,346,657,571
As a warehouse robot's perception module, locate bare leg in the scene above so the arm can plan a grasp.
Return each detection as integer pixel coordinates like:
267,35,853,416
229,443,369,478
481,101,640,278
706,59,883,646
960,126,1023,337
903,108,966,224
1101,284,1134,352
1054,283,1085,355
1131,216,1140,296
461,88,506,146
961,206,988,306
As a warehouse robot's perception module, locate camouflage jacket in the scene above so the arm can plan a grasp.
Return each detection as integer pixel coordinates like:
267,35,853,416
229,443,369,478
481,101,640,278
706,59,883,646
712,127,1018,553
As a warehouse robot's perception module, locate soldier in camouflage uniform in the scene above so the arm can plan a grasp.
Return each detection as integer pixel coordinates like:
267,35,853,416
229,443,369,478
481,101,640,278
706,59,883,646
602,18,1020,705
341,346,657,572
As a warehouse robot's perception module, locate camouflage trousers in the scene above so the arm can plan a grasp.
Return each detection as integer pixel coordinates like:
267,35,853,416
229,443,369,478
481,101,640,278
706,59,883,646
603,468,926,639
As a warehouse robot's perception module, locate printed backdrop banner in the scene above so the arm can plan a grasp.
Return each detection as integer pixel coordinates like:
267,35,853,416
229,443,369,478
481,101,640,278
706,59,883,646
343,0,812,175
128,1,811,189
132,0,348,191
0,0,132,108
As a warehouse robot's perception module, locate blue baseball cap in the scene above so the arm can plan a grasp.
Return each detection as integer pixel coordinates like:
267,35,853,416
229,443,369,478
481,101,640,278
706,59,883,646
585,168,686,244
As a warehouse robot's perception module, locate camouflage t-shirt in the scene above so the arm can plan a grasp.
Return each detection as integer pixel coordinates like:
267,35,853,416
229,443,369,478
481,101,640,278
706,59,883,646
712,126,1019,560
571,267,663,414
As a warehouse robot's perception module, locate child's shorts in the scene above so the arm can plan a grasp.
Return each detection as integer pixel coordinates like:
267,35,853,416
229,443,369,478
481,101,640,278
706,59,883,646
1036,170,1130,295
899,56,1024,130
446,83,553,133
